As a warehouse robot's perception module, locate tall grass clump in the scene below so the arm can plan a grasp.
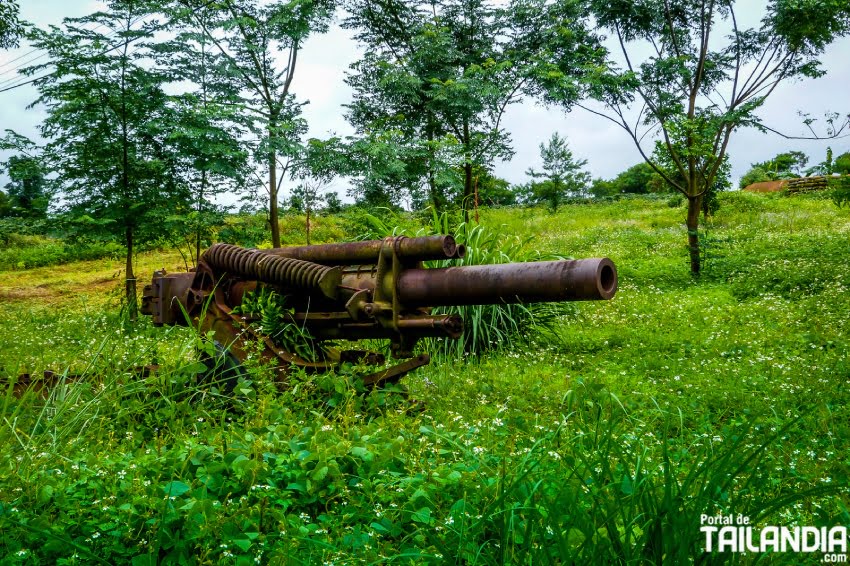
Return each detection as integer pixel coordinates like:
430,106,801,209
426,221,574,360
0,234,123,270
349,208,575,360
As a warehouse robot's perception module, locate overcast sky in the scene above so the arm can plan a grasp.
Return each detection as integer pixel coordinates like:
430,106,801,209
2,0,849,200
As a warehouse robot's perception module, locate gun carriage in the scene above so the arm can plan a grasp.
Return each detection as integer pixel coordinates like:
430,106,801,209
141,235,617,388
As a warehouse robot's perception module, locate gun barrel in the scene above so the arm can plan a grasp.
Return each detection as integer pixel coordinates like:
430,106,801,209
395,258,617,306
267,235,464,264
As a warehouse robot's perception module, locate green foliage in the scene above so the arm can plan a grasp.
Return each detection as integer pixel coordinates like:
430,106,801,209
614,162,655,194
186,0,333,248
342,0,597,213
754,151,809,177
27,3,188,316
0,131,52,219
337,206,424,241
0,191,10,217
806,146,838,176
232,288,321,362
152,5,249,264
740,151,811,187
474,169,516,207
830,175,850,208
835,151,850,174
0,237,122,271
217,213,272,248
738,166,771,189
0,0,22,49
591,162,659,197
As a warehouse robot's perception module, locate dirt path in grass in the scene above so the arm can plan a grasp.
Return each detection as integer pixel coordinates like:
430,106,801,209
0,251,187,308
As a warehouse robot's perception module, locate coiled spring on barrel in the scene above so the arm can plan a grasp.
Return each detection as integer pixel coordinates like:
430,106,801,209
203,243,335,293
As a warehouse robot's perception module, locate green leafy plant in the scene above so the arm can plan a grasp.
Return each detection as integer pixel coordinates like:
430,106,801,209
830,175,850,208
232,288,322,362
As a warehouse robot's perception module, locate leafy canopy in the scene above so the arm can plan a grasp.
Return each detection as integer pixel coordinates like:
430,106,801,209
341,0,601,212
0,0,23,49
540,0,850,273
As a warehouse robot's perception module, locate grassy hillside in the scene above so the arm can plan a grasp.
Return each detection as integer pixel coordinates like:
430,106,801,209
1,192,848,564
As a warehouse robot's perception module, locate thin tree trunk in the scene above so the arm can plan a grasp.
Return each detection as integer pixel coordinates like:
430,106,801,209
686,195,702,275
473,174,479,224
269,147,281,248
462,117,472,223
463,162,473,222
119,22,136,319
125,224,137,321
197,169,206,264
426,126,441,213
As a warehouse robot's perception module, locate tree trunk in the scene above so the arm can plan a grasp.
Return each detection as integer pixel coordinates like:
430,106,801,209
473,174,479,224
463,161,472,223
269,149,281,248
196,169,206,264
125,224,137,321
426,126,442,214
686,195,702,275
462,117,471,222
428,168,441,213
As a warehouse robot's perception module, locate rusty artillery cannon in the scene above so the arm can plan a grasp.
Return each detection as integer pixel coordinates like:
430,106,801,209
141,235,617,388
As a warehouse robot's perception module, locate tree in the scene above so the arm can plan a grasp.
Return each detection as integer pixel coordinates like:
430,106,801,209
2,155,49,218
0,190,11,216
342,0,598,216
755,151,809,177
592,162,659,197
591,163,658,197
834,151,850,175
27,1,184,319
0,0,23,49
156,4,248,264
738,166,770,189
317,132,430,209
524,133,590,212
475,169,515,206
831,150,850,207
181,0,333,248
0,132,50,218
543,0,850,274
806,146,838,176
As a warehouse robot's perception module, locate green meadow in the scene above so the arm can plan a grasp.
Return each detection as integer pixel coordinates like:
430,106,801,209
1,192,848,564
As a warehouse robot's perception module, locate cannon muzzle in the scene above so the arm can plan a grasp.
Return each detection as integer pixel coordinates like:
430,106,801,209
395,258,617,306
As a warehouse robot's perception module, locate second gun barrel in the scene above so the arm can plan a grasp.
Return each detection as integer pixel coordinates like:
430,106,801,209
266,235,463,264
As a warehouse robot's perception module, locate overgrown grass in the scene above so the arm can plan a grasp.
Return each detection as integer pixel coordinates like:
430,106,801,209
1,193,849,564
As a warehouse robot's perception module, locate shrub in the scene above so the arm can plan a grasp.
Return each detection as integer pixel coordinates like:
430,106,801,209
0,238,122,270
738,166,770,189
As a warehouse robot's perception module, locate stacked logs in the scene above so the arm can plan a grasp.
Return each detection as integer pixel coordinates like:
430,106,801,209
785,176,830,194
